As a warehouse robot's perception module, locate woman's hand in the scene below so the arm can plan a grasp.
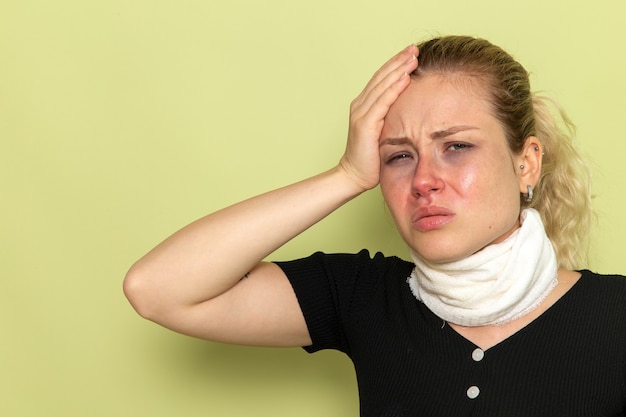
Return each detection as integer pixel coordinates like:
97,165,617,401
339,44,419,191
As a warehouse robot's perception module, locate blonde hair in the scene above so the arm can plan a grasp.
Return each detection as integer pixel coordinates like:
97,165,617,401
412,36,592,269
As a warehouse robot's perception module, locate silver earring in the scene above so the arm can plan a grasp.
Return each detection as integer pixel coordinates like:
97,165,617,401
523,185,533,202
520,164,525,169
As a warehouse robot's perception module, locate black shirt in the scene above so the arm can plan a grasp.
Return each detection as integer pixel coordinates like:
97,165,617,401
277,250,626,416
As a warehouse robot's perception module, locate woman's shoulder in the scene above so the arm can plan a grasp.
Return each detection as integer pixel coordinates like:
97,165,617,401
275,249,415,304
578,269,626,287
571,269,626,306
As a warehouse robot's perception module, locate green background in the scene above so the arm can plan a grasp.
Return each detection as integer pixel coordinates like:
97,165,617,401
2,0,625,416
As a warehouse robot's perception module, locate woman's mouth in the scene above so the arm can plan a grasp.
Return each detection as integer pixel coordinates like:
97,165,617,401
412,206,456,232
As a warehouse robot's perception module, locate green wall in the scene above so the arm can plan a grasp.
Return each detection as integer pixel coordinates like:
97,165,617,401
2,0,625,416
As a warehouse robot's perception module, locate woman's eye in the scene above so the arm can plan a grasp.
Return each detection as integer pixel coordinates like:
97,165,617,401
447,143,472,151
386,153,413,164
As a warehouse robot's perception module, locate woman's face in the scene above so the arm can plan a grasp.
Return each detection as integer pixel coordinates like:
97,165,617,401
379,74,525,263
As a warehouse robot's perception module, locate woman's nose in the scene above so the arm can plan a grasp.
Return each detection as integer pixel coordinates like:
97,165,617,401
412,156,444,197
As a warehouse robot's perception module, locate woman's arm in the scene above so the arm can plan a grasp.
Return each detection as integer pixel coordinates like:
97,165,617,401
123,45,418,347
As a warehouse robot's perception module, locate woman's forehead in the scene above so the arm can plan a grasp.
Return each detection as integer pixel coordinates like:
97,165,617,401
386,75,494,126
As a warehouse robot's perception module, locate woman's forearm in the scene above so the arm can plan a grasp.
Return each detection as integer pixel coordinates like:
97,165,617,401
123,165,365,317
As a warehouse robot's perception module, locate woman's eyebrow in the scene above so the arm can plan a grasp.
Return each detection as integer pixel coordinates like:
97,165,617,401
430,125,478,139
380,126,480,147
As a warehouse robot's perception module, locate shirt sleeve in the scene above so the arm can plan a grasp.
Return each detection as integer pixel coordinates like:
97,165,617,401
275,249,391,354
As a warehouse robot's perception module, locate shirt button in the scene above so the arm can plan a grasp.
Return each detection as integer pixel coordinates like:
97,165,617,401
467,385,480,399
472,348,485,362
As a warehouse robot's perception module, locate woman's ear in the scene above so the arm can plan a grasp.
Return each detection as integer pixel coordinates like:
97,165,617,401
518,136,543,194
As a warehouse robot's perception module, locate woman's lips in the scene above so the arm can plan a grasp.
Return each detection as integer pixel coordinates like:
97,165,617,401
412,207,456,232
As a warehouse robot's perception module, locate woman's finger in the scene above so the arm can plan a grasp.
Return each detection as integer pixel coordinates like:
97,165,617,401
359,64,415,124
351,52,417,122
352,44,418,109
363,44,418,94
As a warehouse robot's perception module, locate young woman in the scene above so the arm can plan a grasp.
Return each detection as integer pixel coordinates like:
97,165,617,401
124,36,626,416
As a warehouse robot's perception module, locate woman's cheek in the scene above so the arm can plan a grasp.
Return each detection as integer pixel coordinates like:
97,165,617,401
381,168,414,198
457,168,478,192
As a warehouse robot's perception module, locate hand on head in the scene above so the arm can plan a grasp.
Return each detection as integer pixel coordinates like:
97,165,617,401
338,44,418,191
